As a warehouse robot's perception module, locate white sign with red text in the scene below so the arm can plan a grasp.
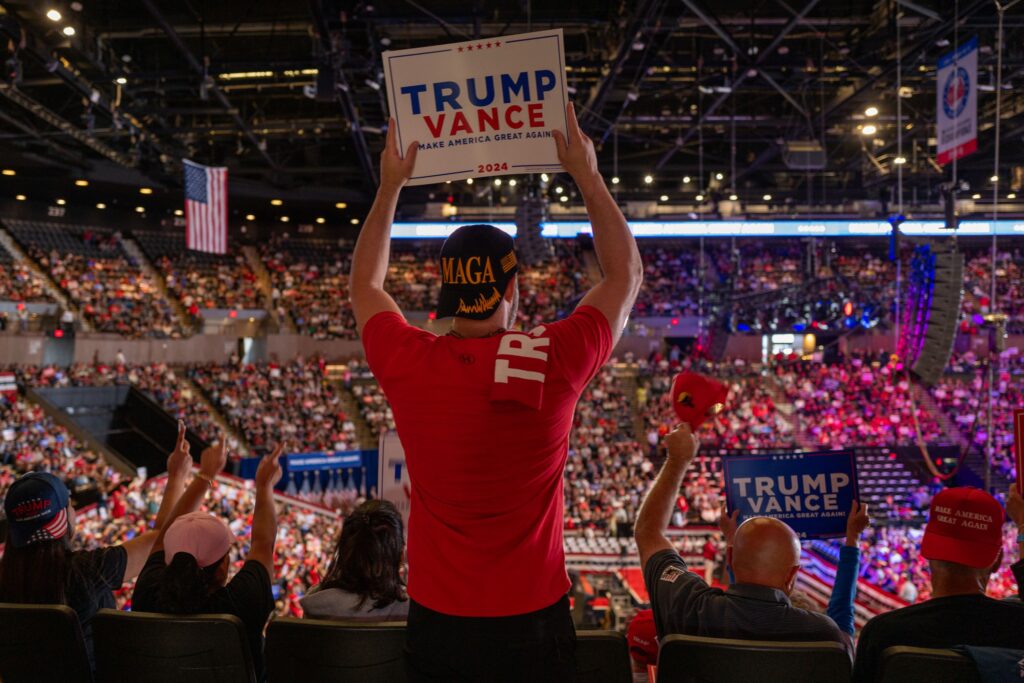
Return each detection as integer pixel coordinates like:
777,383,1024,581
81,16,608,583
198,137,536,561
382,29,568,185
378,429,412,530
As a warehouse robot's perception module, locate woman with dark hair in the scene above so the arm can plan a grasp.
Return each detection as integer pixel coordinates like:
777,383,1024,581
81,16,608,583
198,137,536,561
131,441,283,683
301,499,409,621
0,421,194,669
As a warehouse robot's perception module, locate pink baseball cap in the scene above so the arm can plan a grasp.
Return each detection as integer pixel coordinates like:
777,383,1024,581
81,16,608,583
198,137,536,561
921,487,1004,569
164,511,234,568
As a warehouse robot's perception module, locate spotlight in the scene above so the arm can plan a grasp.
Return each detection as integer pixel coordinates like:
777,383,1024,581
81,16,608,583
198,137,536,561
559,196,568,202
139,187,153,195
74,179,88,187
135,206,145,213
682,176,691,183
493,178,502,186
540,173,549,182
893,156,907,165
62,26,75,36
763,193,772,201
56,198,66,205
173,209,183,216
335,202,347,209
270,198,283,206
508,179,517,187
695,194,704,201
659,194,668,201
865,106,879,117
245,213,256,221
971,193,981,199
280,216,290,222
643,174,653,184
611,176,620,185
96,202,106,209
1,169,15,176
1008,193,1017,199
990,174,999,182
46,9,62,21
729,193,738,201
16,194,26,201
316,217,325,224
861,124,877,136
714,172,724,181
466,178,474,185
554,186,564,194
350,218,359,224
115,77,127,85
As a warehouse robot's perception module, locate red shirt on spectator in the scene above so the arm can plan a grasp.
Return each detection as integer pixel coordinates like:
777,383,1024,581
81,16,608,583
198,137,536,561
362,306,612,617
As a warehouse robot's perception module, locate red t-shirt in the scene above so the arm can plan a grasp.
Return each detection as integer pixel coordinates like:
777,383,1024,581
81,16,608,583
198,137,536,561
362,305,612,617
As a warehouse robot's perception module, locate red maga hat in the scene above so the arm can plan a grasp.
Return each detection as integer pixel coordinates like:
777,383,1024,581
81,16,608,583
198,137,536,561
671,371,729,430
921,487,1004,569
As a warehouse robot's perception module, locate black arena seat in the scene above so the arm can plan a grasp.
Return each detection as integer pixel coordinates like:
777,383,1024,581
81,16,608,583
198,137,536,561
0,602,93,683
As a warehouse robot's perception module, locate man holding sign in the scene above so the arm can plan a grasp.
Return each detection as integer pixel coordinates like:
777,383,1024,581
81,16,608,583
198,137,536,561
351,97,641,680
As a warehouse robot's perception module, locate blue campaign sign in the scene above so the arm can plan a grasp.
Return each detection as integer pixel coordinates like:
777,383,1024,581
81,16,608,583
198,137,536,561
285,451,363,472
722,451,859,540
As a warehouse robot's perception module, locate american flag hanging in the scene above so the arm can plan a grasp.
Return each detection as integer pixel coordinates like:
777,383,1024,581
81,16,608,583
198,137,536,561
184,159,228,254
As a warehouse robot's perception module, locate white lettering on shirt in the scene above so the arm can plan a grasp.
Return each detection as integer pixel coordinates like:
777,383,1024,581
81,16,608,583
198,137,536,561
493,330,550,384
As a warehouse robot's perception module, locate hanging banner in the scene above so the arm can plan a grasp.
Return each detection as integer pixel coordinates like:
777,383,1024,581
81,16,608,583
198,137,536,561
382,29,568,185
378,430,412,529
722,451,860,540
936,36,978,166
284,451,363,472
1015,409,1024,495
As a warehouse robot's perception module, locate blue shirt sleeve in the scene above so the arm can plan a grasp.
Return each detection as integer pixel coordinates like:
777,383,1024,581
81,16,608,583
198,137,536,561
827,545,860,635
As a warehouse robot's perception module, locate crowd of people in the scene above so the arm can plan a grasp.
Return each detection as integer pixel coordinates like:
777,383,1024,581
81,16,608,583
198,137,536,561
0,251,49,303
159,253,263,315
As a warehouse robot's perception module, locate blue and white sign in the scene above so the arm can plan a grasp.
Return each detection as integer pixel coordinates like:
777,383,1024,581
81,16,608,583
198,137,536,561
722,451,859,540
285,451,363,472
936,36,978,166
383,29,568,185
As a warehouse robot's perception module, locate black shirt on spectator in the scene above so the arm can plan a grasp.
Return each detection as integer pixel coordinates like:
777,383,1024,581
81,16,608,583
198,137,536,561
67,546,128,670
852,594,1024,683
132,552,274,682
643,549,852,658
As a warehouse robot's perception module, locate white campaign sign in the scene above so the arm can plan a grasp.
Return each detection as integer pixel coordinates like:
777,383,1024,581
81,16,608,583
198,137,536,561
936,36,978,166
378,429,412,530
382,29,568,185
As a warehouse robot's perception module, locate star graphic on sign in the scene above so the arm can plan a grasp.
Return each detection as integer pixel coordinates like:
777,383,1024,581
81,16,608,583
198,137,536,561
458,47,464,52
495,41,501,47
467,44,473,51
477,43,483,50
486,42,492,48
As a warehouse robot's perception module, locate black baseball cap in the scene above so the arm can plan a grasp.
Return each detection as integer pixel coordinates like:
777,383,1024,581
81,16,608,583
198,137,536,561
436,224,518,320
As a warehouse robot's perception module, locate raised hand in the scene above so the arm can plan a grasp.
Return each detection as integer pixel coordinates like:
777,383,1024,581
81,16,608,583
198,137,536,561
166,420,192,480
845,500,870,546
199,433,228,479
380,118,419,192
255,443,284,492
1007,488,1024,528
664,423,700,465
552,102,600,192
718,503,740,545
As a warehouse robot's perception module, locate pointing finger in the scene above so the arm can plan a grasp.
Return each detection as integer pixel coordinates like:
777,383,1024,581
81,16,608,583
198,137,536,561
175,420,186,450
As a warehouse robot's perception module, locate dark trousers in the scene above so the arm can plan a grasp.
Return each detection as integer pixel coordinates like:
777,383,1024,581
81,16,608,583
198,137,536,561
405,594,577,682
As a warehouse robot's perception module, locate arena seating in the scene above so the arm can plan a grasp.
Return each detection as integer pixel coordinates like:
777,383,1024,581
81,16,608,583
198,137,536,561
135,231,262,317
0,603,93,683
0,248,50,303
657,634,852,683
878,646,981,683
4,221,183,338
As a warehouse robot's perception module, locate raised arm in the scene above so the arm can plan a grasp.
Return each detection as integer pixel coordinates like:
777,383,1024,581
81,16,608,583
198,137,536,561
553,103,643,345
119,421,193,579
828,500,869,635
247,444,284,576
635,424,699,568
149,437,228,557
350,120,419,333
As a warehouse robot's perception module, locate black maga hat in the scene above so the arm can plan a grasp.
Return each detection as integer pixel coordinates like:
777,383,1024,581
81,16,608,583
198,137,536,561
436,224,518,320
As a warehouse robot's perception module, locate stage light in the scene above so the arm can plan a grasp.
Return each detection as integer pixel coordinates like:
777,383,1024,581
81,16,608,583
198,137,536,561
682,176,691,183
493,178,502,186
861,124,877,136
695,194,704,201
115,77,127,85
1,169,15,176
62,26,76,36
245,213,255,221
715,172,724,180
729,193,738,201
990,174,999,182
559,196,568,202
350,218,359,225
893,156,907,165
540,173,549,182
16,194,26,201
659,195,668,201
74,179,88,187
335,202,347,209
280,215,289,222
96,203,106,209
466,178,473,185
315,217,325,224
135,206,145,213
46,9,62,21
554,186,563,194
508,179,517,187
643,174,653,184
611,176,620,185
865,106,879,117
270,198,282,206
1009,193,1017,199
173,209,183,216
763,194,772,201
971,193,981,199
56,198,66,205
139,187,153,195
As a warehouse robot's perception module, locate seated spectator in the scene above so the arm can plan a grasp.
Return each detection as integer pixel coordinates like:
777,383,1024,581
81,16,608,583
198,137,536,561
131,441,282,683
0,423,193,669
300,499,409,621
852,487,1024,682
635,424,852,656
